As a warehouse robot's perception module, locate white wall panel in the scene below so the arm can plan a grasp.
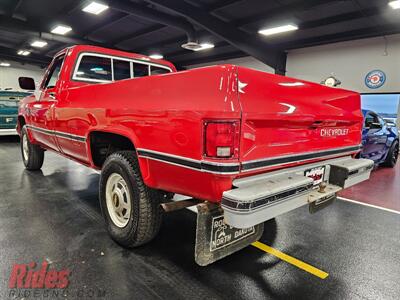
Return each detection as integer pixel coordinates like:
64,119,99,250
286,34,400,93
0,63,44,91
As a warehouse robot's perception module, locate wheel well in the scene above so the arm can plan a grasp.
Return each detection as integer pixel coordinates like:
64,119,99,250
89,131,135,168
18,116,26,128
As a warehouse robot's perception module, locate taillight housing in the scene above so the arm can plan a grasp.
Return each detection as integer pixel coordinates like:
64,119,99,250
204,121,240,159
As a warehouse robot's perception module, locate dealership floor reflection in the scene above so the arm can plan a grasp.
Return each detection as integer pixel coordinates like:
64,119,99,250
0,136,399,300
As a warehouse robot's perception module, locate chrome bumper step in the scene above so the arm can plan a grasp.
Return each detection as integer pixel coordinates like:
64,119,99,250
222,157,373,228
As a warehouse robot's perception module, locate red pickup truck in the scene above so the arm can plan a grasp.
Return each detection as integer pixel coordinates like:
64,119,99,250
17,45,373,265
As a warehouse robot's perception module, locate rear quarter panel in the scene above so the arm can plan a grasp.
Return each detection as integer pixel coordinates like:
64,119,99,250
64,65,241,200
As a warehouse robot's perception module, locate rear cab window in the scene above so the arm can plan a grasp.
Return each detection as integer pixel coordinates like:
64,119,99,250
72,52,172,83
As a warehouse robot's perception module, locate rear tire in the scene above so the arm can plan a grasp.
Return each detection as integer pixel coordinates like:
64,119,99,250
20,126,44,170
382,140,399,168
99,151,163,247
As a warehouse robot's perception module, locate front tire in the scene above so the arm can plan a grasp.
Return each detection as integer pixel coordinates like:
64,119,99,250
99,151,163,247
20,126,44,170
382,140,399,168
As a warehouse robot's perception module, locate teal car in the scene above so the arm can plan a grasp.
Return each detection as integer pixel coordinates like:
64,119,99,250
0,91,31,135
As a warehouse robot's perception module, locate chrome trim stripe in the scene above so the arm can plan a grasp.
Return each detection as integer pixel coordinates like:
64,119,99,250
241,145,361,172
26,125,86,142
136,148,240,174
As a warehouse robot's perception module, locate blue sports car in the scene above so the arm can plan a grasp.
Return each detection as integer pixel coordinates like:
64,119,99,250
360,110,399,167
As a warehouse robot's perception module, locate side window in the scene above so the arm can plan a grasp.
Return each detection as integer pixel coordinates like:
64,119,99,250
43,55,65,89
151,66,170,75
75,55,112,81
365,113,378,127
113,59,131,80
133,63,149,78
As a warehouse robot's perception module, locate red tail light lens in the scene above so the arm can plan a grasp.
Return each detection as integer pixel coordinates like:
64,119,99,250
204,121,240,159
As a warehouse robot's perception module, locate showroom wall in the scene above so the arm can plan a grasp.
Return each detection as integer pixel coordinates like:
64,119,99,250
187,34,400,94
0,63,44,90
287,34,400,93
187,56,275,73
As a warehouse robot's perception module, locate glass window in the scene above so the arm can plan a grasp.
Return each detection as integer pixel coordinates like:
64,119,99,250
133,63,149,78
151,66,170,75
75,55,112,81
113,59,131,80
365,113,379,127
44,55,65,89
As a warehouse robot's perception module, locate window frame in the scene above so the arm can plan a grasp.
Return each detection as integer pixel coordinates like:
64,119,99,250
365,112,379,128
72,52,172,84
42,54,66,90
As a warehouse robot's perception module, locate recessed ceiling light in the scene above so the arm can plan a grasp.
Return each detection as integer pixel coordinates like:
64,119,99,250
82,1,109,15
31,40,48,48
389,1,400,9
192,43,215,51
18,50,31,56
0,62,11,67
258,24,298,36
51,25,72,35
149,54,163,59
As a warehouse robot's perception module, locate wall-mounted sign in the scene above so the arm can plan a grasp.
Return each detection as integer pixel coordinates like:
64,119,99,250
365,70,386,89
321,76,341,87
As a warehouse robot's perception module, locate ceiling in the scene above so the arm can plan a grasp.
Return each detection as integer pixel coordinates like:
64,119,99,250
0,0,400,71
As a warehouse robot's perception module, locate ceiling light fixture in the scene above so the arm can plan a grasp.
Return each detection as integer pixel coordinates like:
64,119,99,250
18,50,31,56
182,42,215,51
258,24,298,36
31,40,48,48
389,1,400,9
51,25,72,35
193,43,215,51
0,62,11,67
82,1,109,15
149,54,163,59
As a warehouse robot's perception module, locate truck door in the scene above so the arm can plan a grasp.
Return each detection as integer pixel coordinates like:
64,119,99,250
362,112,387,161
28,54,65,151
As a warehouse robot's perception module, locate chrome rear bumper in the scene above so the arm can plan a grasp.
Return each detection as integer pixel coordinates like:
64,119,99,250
222,156,373,228
0,128,17,136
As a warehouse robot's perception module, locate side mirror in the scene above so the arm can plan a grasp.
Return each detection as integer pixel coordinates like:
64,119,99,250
370,122,382,129
19,77,35,90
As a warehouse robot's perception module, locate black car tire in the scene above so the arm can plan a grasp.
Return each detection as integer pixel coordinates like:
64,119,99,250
20,126,44,170
382,140,399,168
99,151,163,247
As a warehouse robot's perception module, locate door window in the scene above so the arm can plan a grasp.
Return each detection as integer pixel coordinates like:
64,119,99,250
365,113,379,128
43,55,65,89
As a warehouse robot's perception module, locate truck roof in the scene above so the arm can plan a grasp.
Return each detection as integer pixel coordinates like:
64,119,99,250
55,44,177,72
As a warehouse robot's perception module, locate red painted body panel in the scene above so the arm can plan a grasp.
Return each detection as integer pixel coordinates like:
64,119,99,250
18,45,362,202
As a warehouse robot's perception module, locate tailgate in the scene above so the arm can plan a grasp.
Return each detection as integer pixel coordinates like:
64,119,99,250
236,67,362,173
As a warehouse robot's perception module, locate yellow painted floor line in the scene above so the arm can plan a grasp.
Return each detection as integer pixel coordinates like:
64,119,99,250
251,241,329,279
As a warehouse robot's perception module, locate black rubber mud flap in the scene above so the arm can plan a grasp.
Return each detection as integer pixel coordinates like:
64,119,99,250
195,202,264,266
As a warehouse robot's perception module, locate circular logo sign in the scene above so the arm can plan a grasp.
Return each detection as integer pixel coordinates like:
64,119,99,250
365,70,386,89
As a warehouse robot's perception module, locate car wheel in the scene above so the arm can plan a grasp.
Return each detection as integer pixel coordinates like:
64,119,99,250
20,126,44,170
99,150,163,247
382,140,399,168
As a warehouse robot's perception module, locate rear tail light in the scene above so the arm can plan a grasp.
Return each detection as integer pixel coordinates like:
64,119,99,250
204,121,240,159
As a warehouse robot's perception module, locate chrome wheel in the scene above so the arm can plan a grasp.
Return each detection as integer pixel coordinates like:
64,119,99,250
22,132,29,161
105,173,132,228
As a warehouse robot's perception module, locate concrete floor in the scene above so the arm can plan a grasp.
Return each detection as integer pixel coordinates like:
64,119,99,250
0,136,399,300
